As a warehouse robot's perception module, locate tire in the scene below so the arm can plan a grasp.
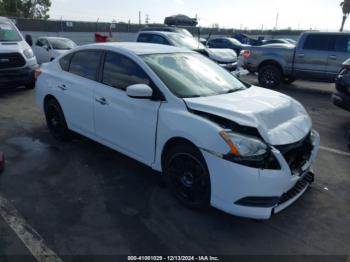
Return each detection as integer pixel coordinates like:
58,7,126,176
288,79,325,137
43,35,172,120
164,143,211,209
25,82,35,89
283,76,296,84
258,65,282,88
44,99,71,141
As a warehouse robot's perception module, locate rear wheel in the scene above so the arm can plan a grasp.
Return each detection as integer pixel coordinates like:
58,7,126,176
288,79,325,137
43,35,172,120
44,99,71,141
164,143,211,209
258,65,282,88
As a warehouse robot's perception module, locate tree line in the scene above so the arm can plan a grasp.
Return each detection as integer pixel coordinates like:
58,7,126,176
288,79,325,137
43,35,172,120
0,0,51,19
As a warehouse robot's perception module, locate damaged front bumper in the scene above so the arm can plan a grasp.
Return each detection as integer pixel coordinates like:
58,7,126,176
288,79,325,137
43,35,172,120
202,130,320,220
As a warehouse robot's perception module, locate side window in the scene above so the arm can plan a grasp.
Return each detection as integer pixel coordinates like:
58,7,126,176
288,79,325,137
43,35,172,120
137,34,151,43
334,35,350,52
36,39,44,47
102,52,151,90
69,51,101,81
150,35,170,45
59,53,73,71
303,34,330,51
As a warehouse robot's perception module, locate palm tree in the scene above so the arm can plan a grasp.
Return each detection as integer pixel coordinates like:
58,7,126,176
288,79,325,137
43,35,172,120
340,0,350,31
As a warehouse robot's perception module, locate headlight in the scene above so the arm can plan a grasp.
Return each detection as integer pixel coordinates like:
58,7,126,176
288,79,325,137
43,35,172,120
219,130,280,169
219,131,268,157
23,48,34,59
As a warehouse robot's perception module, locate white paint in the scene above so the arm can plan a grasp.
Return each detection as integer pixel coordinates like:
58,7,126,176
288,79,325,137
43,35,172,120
319,146,350,157
0,195,63,262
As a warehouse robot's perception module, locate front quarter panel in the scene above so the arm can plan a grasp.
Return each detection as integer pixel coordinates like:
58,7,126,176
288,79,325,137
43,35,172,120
153,100,229,171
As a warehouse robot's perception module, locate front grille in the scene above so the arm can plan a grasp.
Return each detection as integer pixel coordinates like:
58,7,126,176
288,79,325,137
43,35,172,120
279,172,314,205
0,53,26,69
275,133,313,175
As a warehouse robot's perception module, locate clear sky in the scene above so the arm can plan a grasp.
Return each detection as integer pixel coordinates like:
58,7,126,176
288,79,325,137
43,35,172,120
49,0,344,31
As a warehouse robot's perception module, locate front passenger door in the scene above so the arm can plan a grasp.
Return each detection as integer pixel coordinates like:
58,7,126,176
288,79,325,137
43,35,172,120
94,51,162,165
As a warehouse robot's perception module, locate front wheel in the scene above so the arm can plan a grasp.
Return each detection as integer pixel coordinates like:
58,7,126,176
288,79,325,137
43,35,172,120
258,65,282,88
164,144,211,209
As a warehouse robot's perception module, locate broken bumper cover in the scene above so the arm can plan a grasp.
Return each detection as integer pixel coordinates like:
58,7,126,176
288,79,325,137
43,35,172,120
202,130,320,220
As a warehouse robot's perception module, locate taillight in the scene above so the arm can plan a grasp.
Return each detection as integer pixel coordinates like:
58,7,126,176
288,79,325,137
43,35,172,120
240,50,251,59
34,68,42,80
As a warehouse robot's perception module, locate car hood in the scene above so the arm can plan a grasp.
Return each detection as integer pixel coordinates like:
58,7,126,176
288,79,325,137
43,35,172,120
184,86,312,145
206,48,237,63
0,40,29,54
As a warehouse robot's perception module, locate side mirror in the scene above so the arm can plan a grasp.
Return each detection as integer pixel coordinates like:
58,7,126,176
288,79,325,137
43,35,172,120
126,84,153,99
25,35,33,46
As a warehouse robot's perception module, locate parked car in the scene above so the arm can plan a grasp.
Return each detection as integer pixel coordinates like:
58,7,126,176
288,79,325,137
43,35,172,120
31,37,77,64
0,16,37,89
207,37,250,55
35,42,320,220
332,58,350,112
261,39,292,46
140,26,193,37
242,32,350,88
137,31,237,71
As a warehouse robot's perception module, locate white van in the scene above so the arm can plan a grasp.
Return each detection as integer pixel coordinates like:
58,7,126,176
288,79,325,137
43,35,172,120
0,17,38,89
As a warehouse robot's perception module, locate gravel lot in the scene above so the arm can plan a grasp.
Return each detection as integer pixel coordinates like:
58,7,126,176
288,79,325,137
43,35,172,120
0,76,349,261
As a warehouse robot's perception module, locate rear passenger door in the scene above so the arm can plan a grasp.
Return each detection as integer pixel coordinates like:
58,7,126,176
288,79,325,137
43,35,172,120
57,50,102,137
326,34,350,79
294,34,331,80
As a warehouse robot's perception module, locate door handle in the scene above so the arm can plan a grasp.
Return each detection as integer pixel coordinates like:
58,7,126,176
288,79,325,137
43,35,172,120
329,55,337,60
95,97,108,105
57,84,67,91
297,53,305,58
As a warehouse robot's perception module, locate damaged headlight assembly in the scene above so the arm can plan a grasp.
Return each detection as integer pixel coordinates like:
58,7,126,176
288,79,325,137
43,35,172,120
219,130,280,169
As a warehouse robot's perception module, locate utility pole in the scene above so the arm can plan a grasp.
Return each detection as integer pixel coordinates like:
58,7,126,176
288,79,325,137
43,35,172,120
275,12,279,30
139,11,141,25
145,14,150,24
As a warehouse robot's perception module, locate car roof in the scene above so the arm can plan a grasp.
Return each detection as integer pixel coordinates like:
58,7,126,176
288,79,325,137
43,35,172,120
81,42,192,55
138,31,182,37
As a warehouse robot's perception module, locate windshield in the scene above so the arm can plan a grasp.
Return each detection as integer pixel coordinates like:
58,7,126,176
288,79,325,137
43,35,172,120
0,21,22,42
143,53,246,98
49,38,76,50
178,28,193,37
168,34,205,50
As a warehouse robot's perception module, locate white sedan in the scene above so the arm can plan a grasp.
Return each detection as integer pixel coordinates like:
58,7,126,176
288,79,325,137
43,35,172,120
35,43,320,220
32,37,77,64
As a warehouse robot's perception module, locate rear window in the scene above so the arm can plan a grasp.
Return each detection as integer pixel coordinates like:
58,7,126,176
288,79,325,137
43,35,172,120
0,21,22,42
59,53,73,71
303,35,330,51
69,51,102,81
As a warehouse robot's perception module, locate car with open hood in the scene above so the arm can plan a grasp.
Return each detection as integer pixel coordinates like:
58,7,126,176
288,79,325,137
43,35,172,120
35,43,320,219
31,36,77,64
